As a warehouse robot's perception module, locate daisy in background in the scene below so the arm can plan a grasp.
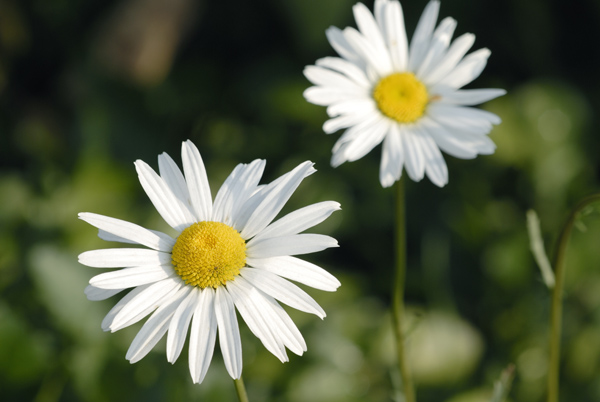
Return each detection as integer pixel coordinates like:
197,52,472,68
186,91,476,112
304,0,505,187
78,140,341,391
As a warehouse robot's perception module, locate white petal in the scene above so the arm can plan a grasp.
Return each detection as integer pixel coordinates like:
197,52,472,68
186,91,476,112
135,160,196,231
331,111,383,154
247,256,340,292
212,159,266,226
252,201,340,242
468,132,496,154
167,288,200,363
229,277,306,357
85,285,122,301
181,140,213,222
89,265,174,290
158,152,191,210
424,32,475,84
109,278,182,332
421,117,479,159
126,315,170,363
239,161,316,239
443,128,495,156
341,117,390,163
384,0,409,71
413,126,448,187
417,17,456,79
323,113,371,134
325,26,364,67
373,0,388,28
79,248,171,268
343,27,392,77
101,285,150,331
436,135,482,157
97,230,137,244
429,103,501,131
188,288,218,384
79,213,175,252
315,57,371,87
247,234,338,259
259,292,307,356
304,65,366,91
408,0,440,71
438,88,506,106
241,268,326,318
331,141,352,168
435,48,491,89
126,286,191,363
353,3,390,68
326,98,377,118
212,164,245,223
400,126,426,181
303,85,367,106
214,287,242,379
226,279,287,362
96,228,174,246
226,163,268,226
379,123,404,188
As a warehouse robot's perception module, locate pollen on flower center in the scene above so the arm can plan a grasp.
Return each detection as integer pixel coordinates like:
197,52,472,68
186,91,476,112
171,221,246,289
373,72,429,123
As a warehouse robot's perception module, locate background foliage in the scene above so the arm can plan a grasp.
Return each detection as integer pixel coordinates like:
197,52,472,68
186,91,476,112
2,0,600,401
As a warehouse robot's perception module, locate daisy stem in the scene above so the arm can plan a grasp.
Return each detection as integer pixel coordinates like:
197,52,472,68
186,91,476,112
233,376,249,402
392,179,416,402
547,194,600,402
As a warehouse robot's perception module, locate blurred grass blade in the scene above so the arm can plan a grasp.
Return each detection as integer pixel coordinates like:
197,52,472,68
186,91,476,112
490,364,515,402
526,210,555,288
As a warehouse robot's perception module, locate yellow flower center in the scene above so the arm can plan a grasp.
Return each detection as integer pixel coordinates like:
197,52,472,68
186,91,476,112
373,72,429,123
171,221,246,289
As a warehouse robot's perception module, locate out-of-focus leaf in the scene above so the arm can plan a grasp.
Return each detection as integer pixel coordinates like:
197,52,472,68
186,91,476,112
27,244,108,340
526,210,554,288
94,0,198,86
407,312,484,386
0,302,53,384
445,389,494,402
490,364,515,402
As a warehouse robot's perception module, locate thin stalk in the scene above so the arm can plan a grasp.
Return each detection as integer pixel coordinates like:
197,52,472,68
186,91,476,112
392,179,416,402
547,194,600,402
233,376,249,402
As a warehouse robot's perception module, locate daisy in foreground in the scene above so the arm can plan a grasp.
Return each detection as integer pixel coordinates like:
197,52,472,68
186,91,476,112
78,140,341,386
304,0,505,187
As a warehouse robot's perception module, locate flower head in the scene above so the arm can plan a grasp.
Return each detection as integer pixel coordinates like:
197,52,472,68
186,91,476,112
304,0,505,187
78,140,340,383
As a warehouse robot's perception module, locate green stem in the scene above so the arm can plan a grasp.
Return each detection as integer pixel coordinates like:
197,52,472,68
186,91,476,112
392,179,416,402
233,376,249,402
547,194,600,402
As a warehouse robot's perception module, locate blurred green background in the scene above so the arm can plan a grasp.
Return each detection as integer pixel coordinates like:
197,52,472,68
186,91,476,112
2,0,600,401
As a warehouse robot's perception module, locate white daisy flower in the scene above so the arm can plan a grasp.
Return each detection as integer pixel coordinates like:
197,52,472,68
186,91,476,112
304,0,505,188
78,140,341,384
